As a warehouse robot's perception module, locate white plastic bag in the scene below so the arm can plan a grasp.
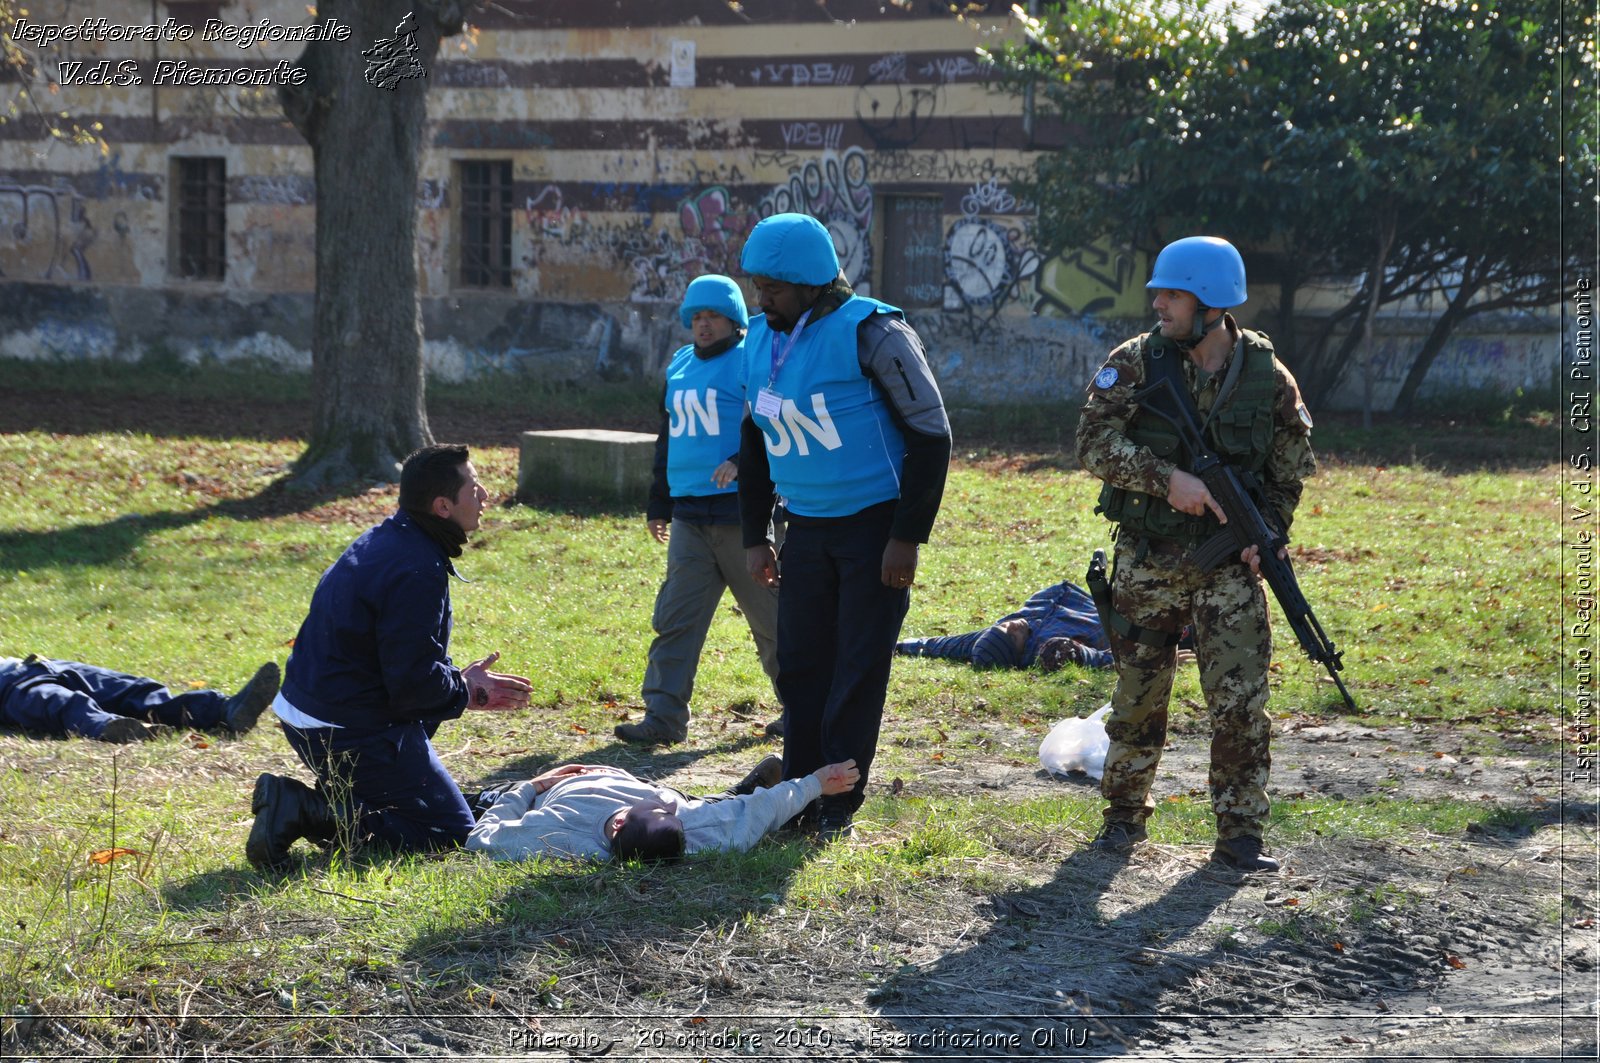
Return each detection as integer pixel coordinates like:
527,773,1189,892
1039,702,1112,779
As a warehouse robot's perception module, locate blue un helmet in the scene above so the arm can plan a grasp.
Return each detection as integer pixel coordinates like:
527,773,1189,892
1146,236,1248,310
739,213,840,286
679,274,750,330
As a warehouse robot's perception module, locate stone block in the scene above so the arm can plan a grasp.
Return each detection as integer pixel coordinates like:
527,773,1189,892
518,428,657,505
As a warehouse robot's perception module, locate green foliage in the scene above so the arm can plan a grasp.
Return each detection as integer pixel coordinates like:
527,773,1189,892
984,0,1596,402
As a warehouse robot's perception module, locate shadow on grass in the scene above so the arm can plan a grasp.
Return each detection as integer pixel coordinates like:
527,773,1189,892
161,866,275,913
0,475,377,571
393,837,822,1015
873,846,1246,1055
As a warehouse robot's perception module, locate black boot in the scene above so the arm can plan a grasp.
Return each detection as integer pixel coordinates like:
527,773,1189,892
1212,834,1280,873
224,662,280,734
731,755,783,796
98,717,156,743
246,773,335,870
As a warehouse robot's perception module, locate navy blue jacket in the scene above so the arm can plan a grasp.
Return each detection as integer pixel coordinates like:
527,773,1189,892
0,656,42,705
281,512,468,731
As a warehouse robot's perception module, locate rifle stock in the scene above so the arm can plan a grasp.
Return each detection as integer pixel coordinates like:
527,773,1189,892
1130,376,1357,710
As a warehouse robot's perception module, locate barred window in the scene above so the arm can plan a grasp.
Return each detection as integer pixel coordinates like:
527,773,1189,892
458,160,514,289
171,157,226,282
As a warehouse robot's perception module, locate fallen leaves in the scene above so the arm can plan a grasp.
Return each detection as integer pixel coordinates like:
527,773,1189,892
87,847,142,865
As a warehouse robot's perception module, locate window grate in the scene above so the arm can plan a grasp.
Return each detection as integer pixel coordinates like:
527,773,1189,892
173,157,226,282
458,160,513,288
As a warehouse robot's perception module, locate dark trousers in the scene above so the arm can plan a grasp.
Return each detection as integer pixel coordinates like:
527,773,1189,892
280,718,476,853
775,505,910,815
0,660,227,738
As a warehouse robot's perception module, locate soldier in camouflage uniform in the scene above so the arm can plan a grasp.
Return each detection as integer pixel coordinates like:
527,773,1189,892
1074,236,1316,873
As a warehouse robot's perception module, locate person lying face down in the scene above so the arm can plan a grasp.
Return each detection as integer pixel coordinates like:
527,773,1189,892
896,578,1195,673
896,580,1115,671
466,758,860,862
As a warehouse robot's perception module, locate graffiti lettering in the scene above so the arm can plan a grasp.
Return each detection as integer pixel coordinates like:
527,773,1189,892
868,52,908,83
679,185,757,278
872,151,1007,184
780,122,845,150
752,62,856,86
235,174,315,206
1034,241,1146,318
919,55,982,82
0,182,93,281
436,62,510,88
960,177,1018,217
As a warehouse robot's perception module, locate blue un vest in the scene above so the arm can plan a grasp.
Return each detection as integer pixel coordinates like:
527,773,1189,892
664,341,746,499
742,296,905,518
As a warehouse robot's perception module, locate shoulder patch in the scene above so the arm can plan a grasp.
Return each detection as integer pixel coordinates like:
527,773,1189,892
1093,366,1120,390
1297,403,1314,429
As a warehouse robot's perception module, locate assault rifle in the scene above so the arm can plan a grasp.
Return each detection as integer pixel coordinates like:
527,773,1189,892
1130,374,1358,710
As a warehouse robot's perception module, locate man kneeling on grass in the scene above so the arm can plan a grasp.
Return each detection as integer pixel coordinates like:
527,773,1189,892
466,755,860,862
246,444,532,870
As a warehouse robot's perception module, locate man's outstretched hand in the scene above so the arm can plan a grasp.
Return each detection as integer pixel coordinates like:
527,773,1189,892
813,760,860,795
462,651,532,711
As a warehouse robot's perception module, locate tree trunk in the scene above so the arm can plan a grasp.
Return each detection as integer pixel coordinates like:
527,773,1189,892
1297,295,1367,404
1390,274,1482,415
280,1,466,488
1357,212,1397,430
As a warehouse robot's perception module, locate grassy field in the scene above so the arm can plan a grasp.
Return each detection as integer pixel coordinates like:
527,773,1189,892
0,361,1570,1058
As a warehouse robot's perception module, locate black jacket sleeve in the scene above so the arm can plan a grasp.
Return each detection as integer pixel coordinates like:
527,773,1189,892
646,386,673,522
857,316,951,544
737,414,778,548
888,422,951,543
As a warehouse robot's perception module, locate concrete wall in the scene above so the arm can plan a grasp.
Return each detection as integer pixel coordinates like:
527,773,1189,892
0,0,1560,410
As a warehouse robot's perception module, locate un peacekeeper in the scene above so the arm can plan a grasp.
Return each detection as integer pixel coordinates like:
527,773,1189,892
1075,236,1316,874
616,275,783,746
738,212,951,841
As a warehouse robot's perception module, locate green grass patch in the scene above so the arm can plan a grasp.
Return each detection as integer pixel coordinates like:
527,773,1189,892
0,361,1562,1051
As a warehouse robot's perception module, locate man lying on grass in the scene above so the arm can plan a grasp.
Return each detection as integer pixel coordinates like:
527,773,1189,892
466,755,860,861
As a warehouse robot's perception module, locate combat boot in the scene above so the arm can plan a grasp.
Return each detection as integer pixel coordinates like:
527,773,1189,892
1089,820,1147,853
613,715,686,745
812,809,854,843
246,773,335,870
1212,834,1280,873
223,662,281,734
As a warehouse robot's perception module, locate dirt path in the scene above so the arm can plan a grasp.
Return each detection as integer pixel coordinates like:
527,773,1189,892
902,716,1565,807
613,717,1591,1062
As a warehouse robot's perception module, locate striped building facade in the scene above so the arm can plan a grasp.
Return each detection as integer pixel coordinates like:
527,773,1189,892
0,1,1555,408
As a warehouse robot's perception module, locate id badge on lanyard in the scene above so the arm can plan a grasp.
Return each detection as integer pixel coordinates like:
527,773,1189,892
755,308,812,420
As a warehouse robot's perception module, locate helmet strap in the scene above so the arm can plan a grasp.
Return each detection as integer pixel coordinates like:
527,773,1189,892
1188,304,1224,343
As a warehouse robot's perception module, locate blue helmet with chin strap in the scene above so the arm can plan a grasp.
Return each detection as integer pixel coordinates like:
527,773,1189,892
1146,236,1248,310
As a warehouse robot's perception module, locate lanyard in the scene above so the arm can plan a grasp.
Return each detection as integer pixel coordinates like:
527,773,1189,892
766,307,813,389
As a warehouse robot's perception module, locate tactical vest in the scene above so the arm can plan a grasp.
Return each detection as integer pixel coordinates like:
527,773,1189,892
663,340,745,499
1096,329,1277,542
743,295,906,519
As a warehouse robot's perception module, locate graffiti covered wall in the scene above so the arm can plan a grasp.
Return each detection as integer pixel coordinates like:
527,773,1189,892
0,0,1559,409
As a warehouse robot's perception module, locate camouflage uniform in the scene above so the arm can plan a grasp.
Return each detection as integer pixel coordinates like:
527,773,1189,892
1075,316,1316,842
